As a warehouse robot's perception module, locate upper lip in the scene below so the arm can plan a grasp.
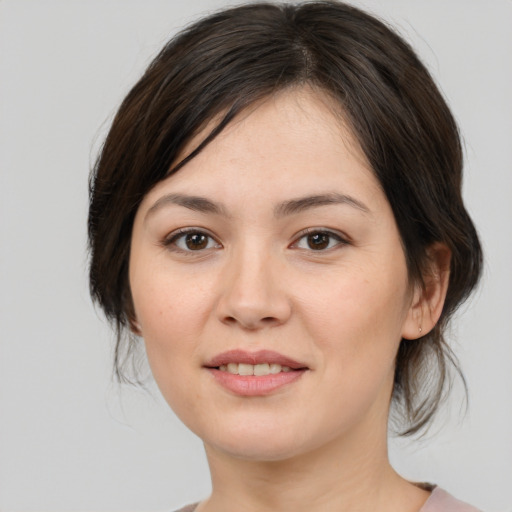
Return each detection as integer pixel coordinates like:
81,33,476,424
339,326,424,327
204,349,308,370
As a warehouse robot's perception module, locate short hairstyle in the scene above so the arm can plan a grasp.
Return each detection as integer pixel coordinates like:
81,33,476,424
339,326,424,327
88,1,482,435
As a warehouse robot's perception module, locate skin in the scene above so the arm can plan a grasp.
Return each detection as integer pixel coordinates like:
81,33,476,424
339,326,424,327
129,87,449,512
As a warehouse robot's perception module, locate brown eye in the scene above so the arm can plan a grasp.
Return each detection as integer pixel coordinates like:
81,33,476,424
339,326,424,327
185,233,208,250
293,230,346,251
307,232,330,250
166,230,220,252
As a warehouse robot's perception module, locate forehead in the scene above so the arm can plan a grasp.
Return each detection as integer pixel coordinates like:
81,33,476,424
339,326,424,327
178,86,367,168
139,86,382,213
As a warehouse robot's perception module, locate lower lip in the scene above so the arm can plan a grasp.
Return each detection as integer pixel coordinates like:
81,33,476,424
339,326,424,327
206,368,307,396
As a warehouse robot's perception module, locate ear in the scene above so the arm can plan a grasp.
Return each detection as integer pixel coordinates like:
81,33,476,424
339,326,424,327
401,243,451,340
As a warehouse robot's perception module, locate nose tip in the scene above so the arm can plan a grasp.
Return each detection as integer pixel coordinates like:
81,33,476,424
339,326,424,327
216,254,292,330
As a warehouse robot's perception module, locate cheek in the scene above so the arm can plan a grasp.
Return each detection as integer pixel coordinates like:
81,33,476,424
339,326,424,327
133,288,197,415
134,282,201,346
131,270,191,364
298,260,410,384
129,261,223,404
302,260,409,340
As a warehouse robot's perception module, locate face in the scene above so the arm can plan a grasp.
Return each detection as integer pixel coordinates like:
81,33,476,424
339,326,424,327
129,88,418,462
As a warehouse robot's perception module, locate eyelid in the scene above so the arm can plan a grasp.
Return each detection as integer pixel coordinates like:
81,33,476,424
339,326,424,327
162,227,222,252
160,226,349,253
290,227,350,250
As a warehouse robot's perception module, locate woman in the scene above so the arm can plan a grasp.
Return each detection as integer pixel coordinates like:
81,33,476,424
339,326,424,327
88,2,482,511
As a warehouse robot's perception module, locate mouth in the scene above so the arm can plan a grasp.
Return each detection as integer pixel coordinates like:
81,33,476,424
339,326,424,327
204,349,309,396
204,349,308,370
216,362,296,376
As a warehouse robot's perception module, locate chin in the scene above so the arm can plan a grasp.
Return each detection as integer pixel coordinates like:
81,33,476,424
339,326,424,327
211,436,307,462
200,416,326,463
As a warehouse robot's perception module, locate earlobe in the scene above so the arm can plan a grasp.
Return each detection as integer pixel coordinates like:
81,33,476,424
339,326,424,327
401,243,451,340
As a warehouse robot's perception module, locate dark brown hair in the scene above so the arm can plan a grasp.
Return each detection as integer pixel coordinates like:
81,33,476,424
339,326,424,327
88,1,482,435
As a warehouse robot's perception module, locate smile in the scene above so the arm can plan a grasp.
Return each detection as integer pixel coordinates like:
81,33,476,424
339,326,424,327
204,349,309,396
218,363,293,375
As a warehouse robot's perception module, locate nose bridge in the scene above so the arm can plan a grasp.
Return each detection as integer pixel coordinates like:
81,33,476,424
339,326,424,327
217,236,290,329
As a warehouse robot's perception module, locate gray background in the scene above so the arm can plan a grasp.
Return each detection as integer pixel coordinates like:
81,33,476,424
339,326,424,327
1,0,511,510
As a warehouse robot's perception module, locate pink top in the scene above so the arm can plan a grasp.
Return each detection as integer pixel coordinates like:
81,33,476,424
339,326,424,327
420,487,482,512
173,487,482,512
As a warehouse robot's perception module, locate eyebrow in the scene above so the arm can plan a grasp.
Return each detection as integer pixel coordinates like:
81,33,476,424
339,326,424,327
274,193,371,217
145,193,229,219
145,191,371,220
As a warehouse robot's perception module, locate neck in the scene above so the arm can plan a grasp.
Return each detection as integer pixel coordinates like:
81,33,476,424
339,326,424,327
197,414,429,512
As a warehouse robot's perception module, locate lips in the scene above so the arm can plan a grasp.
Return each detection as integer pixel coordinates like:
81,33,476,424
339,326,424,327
204,349,308,370
204,349,309,396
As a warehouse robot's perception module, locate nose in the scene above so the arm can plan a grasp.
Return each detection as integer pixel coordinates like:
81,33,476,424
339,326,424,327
215,243,292,330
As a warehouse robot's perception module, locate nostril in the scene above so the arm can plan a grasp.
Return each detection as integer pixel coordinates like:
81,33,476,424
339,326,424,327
221,315,279,330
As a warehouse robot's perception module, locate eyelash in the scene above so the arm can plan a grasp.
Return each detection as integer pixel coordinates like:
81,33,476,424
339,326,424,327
162,228,349,253
163,228,222,253
291,228,349,252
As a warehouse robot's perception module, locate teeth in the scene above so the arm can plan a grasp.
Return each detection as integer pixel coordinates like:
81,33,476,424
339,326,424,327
269,363,281,374
254,363,270,376
218,363,295,375
238,363,254,376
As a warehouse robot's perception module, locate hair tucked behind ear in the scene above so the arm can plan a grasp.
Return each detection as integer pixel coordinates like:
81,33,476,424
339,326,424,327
88,1,482,435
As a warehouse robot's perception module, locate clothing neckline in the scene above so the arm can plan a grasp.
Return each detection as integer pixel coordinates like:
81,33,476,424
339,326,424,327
176,486,479,512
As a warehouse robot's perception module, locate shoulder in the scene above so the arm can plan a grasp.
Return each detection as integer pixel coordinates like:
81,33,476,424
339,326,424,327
421,488,482,512
171,504,198,512
171,491,482,512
